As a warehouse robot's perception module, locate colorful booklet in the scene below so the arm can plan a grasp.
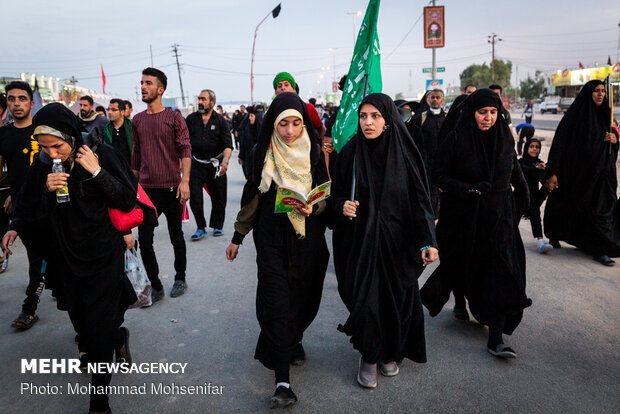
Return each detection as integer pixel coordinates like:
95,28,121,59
274,181,331,213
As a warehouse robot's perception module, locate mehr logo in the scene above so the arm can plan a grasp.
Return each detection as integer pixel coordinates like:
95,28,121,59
21,359,81,374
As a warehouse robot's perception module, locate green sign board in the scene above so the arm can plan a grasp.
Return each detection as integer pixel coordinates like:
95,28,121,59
422,67,445,73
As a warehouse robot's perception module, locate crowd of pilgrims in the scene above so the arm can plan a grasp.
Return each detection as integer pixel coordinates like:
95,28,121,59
0,70,618,411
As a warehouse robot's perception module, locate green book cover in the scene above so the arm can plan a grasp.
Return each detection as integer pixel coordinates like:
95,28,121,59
274,182,331,213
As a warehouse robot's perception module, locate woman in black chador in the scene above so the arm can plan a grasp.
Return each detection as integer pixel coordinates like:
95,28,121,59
543,79,619,266
225,93,329,408
333,93,438,389
421,89,532,359
2,103,138,414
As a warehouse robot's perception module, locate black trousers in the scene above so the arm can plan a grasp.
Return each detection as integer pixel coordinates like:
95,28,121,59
528,187,549,239
138,187,186,289
189,162,227,230
63,263,130,412
21,246,46,315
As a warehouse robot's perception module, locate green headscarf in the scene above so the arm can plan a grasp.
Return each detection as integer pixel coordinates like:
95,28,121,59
272,72,296,91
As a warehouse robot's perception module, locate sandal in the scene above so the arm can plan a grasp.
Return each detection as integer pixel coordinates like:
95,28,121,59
0,256,8,274
11,312,39,330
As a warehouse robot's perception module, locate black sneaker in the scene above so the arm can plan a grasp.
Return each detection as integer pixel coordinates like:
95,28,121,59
269,385,297,409
170,280,187,298
151,287,165,304
549,239,562,248
594,254,615,267
291,342,305,366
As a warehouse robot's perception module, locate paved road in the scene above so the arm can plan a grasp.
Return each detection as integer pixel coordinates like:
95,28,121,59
0,150,619,414
509,111,562,131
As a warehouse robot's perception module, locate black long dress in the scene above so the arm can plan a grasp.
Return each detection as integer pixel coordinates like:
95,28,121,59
544,79,620,257
421,89,532,335
11,116,137,411
230,93,330,383
333,93,436,365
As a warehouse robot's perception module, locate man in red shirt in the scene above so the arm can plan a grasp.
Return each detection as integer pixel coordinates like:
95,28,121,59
132,67,192,301
273,72,325,142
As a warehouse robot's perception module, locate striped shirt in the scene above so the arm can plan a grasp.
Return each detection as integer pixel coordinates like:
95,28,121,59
131,108,192,188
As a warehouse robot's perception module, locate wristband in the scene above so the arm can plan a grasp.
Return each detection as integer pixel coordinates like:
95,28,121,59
92,168,101,178
419,245,431,252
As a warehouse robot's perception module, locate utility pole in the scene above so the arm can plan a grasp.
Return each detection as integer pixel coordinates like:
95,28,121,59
616,22,620,64
409,68,412,96
488,33,502,82
431,0,436,80
171,43,186,106
150,44,154,67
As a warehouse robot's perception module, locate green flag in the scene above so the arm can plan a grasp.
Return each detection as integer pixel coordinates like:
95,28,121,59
333,0,382,152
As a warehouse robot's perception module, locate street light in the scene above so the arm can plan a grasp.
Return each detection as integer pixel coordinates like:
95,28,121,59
328,48,337,82
250,3,282,103
346,10,363,46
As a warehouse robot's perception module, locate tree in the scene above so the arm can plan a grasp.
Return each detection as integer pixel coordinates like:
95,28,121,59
395,92,405,100
519,72,544,100
460,59,513,91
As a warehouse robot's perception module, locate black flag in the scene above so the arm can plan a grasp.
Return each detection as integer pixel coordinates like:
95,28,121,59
272,3,281,18
607,56,612,66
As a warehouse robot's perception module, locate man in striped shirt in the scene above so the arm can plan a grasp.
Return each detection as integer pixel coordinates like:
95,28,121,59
132,67,192,301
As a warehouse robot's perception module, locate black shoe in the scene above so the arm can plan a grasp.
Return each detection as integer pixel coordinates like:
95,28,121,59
269,386,297,409
79,353,88,371
291,342,305,366
549,239,562,248
594,254,615,267
115,327,132,365
453,305,469,321
170,280,187,298
151,287,164,303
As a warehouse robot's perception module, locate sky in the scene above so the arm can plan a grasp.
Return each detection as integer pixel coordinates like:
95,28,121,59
2,0,619,104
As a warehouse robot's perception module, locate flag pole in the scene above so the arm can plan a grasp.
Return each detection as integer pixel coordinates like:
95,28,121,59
607,75,613,155
348,74,370,221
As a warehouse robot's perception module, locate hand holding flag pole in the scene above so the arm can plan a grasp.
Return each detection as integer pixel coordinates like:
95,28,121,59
348,74,371,221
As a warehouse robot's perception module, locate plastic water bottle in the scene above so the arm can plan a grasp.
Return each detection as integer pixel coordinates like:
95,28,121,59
52,159,70,203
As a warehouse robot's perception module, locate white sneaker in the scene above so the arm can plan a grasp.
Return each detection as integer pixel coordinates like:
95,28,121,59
538,240,553,254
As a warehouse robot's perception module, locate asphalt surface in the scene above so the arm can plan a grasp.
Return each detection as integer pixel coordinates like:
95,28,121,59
0,145,619,414
509,111,562,131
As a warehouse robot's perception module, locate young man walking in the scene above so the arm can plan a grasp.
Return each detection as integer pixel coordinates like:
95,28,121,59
132,68,192,300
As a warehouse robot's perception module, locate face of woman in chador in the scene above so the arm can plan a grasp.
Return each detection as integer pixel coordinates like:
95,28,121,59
474,106,498,131
359,103,386,139
527,141,541,158
276,115,303,144
591,84,605,106
37,134,73,161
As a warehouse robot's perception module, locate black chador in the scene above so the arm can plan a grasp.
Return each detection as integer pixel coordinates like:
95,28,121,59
10,103,138,412
544,79,620,260
333,93,436,365
421,89,532,353
228,93,329,405
413,105,446,217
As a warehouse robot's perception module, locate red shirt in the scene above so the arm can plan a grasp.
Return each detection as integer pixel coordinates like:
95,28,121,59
306,103,323,130
131,108,192,188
